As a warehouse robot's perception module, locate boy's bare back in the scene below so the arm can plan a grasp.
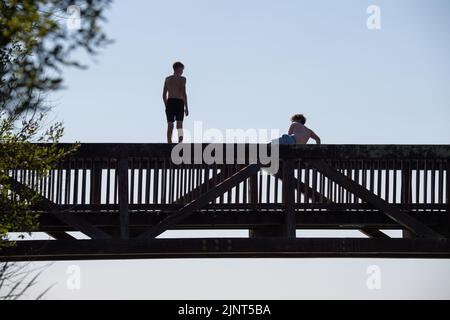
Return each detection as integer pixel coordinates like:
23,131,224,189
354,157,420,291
289,122,321,144
164,75,186,100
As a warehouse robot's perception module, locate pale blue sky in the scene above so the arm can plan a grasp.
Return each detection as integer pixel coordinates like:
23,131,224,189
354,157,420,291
54,0,450,144
13,0,450,299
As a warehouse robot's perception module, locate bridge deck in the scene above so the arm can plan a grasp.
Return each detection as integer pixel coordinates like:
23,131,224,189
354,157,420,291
1,144,449,260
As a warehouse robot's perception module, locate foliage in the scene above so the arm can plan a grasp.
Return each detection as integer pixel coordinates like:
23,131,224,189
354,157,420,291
0,0,111,244
0,112,80,245
1,0,113,115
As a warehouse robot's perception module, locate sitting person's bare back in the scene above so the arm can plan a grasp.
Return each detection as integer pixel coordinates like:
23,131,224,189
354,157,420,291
274,114,321,145
288,114,321,144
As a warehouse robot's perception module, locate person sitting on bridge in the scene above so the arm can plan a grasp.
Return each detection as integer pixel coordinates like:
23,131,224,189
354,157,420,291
163,61,189,143
274,114,321,145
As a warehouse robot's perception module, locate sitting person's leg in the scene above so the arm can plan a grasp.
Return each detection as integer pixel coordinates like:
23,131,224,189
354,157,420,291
272,134,296,145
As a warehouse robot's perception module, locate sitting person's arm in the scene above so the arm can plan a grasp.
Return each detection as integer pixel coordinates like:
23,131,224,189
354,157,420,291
288,123,295,135
309,129,321,144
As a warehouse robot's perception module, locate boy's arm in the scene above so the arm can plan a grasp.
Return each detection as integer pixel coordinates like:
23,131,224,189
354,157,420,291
288,123,295,135
162,78,168,107
183,77,189,116
309,129,321,144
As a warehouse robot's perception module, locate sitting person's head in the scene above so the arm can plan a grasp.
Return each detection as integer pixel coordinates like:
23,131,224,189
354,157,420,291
291,114,306,125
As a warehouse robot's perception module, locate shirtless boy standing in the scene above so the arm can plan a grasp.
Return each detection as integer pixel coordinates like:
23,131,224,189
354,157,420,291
163,61,189,143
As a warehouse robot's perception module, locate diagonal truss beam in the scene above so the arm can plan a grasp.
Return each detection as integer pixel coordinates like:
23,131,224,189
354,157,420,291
272,168,389,239
272,170,326,201
138,164,262,239
46,231,77,241
359,229,390,239
175,168,228,204
170,163,393,239
2,175,111,240
180,166,323,208
308,159,444,239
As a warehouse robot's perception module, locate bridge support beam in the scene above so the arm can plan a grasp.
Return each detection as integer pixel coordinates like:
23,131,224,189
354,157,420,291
447,160,450,237
247,171,266,238
283,160,296,238
2,238,450,261
90,159,102,205
401,161,413,239
249,160,296,238
118,158,129,239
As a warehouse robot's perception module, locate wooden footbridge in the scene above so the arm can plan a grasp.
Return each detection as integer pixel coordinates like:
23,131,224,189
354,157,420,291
1,143,449,260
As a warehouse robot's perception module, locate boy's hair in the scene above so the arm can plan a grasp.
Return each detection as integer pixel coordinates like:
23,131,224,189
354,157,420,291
173,61,184,71
291,114,306,124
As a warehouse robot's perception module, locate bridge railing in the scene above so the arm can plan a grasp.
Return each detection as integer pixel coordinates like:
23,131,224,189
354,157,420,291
5,144,449,213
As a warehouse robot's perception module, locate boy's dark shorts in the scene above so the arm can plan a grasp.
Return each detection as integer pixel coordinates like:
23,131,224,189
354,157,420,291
165,98,184,122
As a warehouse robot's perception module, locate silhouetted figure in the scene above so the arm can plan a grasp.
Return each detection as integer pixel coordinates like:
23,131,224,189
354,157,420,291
163,61,189,143
275,114,321,144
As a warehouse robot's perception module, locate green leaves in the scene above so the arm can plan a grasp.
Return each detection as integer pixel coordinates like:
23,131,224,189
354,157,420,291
0,0,109,246
0,111,80,247
1,0,112,115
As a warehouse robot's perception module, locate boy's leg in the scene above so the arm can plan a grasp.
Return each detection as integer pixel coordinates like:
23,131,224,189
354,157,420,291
167,122,174,143
176,121,183,143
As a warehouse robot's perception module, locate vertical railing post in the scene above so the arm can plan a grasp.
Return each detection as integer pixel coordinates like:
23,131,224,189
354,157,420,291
401,160,413,238
249,174,258,209
401,160,412,204
118,157,129,239
282,159,296,238
446,160,450,237
90,159,102,205
247,172,261,238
